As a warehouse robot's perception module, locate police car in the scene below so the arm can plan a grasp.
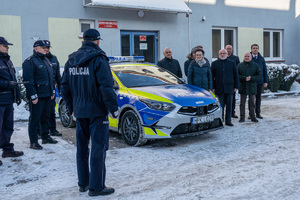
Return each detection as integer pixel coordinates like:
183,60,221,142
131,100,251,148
56,56,223,146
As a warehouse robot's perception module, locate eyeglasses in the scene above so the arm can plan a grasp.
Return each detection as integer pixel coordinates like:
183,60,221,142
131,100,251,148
165,51,172,53
219,53,227,54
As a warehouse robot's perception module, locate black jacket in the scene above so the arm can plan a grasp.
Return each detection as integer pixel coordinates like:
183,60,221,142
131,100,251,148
23,52,54,100
61,41,118,118
228,54,240,67
238,61,262,95
250,52,268,85
46,52,61,91
211,58,239,95
157,57,182,78
0,53,21,104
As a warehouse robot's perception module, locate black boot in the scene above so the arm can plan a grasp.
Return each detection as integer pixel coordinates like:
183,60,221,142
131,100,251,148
88,187,115,196
2,150,24,158
42,136,58,144
0,160,2,166
50,130,62,137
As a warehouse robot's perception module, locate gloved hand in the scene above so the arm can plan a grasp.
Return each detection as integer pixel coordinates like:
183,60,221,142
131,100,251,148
111,110,119,118
9,81,18,89
17,98,22,106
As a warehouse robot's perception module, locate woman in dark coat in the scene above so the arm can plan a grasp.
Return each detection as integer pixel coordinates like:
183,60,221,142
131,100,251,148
187,49,212,91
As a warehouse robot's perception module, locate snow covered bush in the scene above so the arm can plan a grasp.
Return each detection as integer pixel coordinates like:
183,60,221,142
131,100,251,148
266,63,300,92
266,63,283,92
279,64,300,91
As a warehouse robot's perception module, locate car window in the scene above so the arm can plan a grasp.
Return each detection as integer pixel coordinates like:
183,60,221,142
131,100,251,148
113,65,183,87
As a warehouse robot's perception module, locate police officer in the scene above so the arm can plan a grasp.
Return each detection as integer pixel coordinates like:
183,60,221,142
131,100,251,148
23,40,58,150
0,36,24,164
61,29,118,196
44,40,62,136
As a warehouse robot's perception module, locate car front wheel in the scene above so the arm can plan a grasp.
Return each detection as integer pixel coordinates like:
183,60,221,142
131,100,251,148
59,100,76,128
121,110,147,146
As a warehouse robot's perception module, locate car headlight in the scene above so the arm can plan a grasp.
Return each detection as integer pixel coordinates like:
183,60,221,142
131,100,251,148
139,98,175,112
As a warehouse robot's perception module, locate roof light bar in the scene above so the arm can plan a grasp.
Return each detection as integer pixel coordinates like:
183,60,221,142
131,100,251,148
108,56,144,63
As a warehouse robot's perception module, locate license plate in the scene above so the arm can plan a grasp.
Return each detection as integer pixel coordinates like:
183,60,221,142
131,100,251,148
191,115,214,124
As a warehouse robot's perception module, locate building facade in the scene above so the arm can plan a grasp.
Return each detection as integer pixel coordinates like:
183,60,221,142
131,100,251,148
0,0,299,78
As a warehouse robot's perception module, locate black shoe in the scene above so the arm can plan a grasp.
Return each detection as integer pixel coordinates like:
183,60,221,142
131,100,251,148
256,115,263,119
50,130,62,137
248,116,251,119
225,123,234,126
2,150,24,158
79,186,89,192
251,118,259,122
239,118,245,122
30,143,43,150
88,187,115,196
232,115,238,118
0,160,2,166
42,137,58,144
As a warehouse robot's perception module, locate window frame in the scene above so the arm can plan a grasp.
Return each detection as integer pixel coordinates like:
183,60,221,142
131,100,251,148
79,19,95,38
212,27,237,60
263,29,283,61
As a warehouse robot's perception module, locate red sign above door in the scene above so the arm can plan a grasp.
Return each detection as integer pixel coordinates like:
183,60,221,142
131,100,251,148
98,21,118,29
140,35,147,41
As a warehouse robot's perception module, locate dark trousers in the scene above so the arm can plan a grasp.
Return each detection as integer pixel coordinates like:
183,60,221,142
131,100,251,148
240,94,256,119
255,84,263,116
0,104,14,151
48,97,57,131
76,116,109,191
217,93,233,124
232,91,236,116
28,97,51,144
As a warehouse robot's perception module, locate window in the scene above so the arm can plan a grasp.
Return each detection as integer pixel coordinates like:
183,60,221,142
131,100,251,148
263,30,283,60
79,20,95,37
212,27,237,59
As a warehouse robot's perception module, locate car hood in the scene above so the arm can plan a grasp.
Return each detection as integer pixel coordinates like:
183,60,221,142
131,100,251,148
127,84,216,106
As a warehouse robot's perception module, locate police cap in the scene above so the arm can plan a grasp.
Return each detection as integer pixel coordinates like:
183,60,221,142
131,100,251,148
43,40,51,47
83,29,102,41
33,40,47,47
0,37,13,45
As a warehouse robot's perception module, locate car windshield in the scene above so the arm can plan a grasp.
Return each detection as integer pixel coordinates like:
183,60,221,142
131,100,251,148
112,65,184,87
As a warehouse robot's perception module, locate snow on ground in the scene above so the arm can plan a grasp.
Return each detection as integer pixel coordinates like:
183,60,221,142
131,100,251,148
1,83,300,200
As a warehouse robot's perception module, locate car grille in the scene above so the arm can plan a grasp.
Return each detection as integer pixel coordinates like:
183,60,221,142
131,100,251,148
177,103,219,116
170,118,223,136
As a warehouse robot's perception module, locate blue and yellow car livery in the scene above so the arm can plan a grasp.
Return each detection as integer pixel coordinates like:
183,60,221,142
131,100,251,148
57,56,223,146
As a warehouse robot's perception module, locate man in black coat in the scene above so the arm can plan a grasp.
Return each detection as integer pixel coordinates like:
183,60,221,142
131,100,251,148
250,44,268,119
211,49,239,126
61,29,118,197
23,40,58,150
44,40,62,136
157,47,182,78
225,45,240,118
0,37,24,163
238,53,261,123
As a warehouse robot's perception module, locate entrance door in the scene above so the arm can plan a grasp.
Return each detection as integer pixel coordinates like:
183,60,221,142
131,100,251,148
121,31,158,64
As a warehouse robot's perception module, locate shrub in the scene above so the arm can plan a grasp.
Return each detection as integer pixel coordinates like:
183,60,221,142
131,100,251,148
266,64,283,92
279,64,300,91
266,63,300,92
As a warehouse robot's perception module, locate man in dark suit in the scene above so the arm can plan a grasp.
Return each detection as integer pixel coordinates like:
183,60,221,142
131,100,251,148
157,47,182,78
211,49,239,126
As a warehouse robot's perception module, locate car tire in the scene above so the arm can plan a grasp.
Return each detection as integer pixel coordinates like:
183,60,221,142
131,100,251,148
59,100,76,128
121,110,147,146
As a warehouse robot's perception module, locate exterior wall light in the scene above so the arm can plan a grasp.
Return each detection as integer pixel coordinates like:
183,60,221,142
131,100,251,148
138,10,145,18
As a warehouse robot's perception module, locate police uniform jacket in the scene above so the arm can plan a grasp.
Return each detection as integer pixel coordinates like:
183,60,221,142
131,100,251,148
61,41,118,119
157,57,183,78
250,52,268,85
211,58,239,95
0,52,21,104
238,61,262,95
22,52,54,100
46,52,62,91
